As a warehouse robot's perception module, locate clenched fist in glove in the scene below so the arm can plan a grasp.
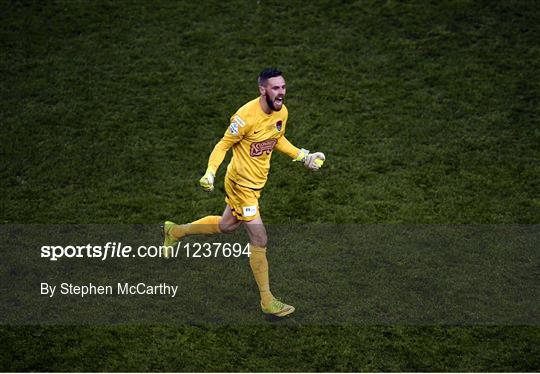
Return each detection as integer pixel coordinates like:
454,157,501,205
294,148,325,171
199,169,215,192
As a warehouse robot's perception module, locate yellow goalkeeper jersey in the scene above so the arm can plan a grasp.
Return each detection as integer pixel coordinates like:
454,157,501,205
207,97,299,189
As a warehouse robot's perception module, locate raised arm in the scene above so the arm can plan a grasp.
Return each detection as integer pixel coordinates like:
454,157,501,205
275,135,300,159
275,135,326,171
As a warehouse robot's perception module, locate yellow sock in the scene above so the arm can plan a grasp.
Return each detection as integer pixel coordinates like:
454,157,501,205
171,215,221,239
249,244,274,307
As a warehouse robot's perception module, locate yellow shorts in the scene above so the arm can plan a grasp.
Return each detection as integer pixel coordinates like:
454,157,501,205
224,175,262,221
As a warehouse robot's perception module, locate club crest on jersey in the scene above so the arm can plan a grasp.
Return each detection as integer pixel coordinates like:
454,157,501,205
250,138,277,157
276,120,282,131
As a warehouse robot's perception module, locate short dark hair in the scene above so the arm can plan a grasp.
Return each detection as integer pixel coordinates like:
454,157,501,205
258,68,283,86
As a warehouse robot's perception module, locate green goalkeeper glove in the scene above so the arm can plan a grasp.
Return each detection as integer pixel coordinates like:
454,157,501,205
199,169,215,192
293,148,325,171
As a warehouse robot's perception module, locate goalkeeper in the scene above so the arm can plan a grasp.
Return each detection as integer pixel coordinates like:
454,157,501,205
162,68,325,318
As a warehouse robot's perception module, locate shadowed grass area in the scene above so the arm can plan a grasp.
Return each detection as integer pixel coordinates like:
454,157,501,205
1,326,539,372
1,0,539,371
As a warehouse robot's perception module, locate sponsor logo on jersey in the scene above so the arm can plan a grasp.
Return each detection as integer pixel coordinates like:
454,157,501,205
229,122,239,135
276,120,282,131
250,138,277,157
233,115,246,127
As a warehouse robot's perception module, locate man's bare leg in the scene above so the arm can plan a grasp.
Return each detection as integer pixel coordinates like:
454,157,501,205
218,205,242,233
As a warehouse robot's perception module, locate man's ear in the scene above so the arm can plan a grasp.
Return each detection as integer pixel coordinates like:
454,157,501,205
258,85,265,96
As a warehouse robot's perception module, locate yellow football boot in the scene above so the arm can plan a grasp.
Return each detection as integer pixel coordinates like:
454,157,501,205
261,298,295,318
160,221,177,259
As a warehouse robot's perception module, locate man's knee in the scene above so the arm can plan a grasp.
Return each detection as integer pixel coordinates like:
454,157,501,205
249,231,267,247
245,218,267,247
